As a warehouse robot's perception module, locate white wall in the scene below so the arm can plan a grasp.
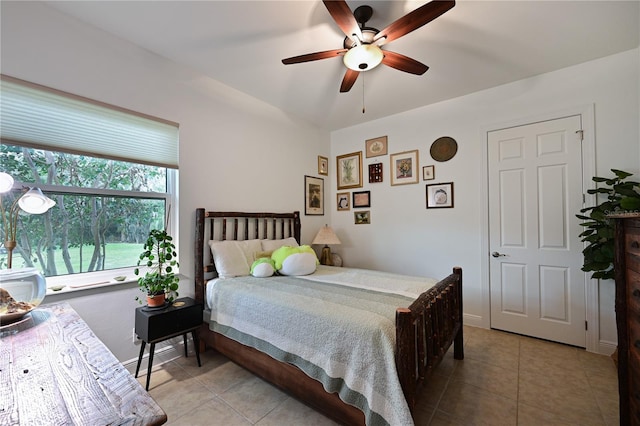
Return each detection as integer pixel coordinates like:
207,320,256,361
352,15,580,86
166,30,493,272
2,1,638,360
330,49,640,352
1,1,330,362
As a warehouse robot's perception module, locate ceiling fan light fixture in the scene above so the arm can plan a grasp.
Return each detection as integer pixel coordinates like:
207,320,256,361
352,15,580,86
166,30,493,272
343,44,383,71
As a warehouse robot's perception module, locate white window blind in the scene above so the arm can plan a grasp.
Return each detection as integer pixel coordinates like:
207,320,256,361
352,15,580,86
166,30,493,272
0,75,179,169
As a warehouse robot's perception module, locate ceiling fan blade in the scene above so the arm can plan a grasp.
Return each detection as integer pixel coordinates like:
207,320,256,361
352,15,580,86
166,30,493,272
382,51,429,75
282,49,347,65
322,0,362,44
340,69,360,92
374,0,455,46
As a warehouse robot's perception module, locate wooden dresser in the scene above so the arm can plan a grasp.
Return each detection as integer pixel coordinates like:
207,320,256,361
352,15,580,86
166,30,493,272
614,215,640,425
0,302,167,425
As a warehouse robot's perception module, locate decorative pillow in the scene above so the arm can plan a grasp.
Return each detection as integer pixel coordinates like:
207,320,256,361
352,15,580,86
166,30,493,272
208,239,262,278
261,237,299,252
253,250,273,261
250,257,276,278
272,245,318,276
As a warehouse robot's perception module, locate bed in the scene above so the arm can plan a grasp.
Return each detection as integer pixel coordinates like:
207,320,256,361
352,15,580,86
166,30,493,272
194,208,463,425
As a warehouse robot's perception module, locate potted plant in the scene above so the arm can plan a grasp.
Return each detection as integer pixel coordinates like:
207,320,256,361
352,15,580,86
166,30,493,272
577,169,640,279
134,229,179,306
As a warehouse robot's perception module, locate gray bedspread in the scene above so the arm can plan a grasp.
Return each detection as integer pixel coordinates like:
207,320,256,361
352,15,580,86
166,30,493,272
208,266,438,426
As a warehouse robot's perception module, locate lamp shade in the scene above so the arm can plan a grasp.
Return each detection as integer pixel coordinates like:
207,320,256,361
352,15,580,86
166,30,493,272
312,225,341,246
343,44,383,71
0,172,14,194
18,187,56,214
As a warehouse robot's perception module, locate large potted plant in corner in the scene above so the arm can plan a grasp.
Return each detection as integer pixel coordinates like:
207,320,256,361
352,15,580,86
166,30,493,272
577,169,640,279
134,229,179,307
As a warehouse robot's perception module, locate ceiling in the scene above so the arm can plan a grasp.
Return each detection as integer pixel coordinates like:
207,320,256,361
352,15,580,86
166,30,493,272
44,1,639,131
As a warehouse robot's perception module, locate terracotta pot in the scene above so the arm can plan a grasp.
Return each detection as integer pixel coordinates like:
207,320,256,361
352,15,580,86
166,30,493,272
146,293,166,307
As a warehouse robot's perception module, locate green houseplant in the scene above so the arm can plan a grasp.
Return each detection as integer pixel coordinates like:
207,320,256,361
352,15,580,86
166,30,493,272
577,169,640,280
134,229,179,306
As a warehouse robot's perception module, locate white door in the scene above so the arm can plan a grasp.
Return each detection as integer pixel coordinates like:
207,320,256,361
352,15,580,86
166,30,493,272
488,115,586,347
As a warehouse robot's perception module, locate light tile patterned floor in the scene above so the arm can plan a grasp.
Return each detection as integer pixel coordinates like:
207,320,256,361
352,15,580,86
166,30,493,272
126,326,619,425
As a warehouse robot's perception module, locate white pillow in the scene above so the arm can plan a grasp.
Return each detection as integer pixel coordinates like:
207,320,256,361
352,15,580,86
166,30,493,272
279,252,317,276
261,237,299,252
208,239,262,278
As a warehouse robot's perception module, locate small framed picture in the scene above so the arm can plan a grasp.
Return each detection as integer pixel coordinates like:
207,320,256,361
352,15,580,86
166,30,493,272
337,151,363,190
352,190,371,208
390,150,419,186
354,210,371,224
304,175,324,215
426,182,454,209
337,192,350,211
369,163,383,183
423,165,435,181
365,136,388,158
318,156,328,176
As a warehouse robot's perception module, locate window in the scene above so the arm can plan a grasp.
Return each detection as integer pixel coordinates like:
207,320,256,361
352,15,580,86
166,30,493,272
0,75,178,280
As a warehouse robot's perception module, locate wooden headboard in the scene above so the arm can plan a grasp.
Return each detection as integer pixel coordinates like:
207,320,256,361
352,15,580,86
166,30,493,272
194,208,301,306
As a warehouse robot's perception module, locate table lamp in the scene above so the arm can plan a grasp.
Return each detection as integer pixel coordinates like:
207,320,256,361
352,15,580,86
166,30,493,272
312,224,341,266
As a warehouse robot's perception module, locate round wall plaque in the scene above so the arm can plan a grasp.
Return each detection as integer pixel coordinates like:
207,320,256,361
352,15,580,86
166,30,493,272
430,137,458,162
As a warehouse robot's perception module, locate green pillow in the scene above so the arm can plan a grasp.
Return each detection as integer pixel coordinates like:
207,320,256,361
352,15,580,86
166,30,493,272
271,245,318,271
250,257,276,277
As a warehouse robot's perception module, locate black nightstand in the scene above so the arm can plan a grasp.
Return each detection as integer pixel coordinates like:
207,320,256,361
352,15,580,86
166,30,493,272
134,297,202,390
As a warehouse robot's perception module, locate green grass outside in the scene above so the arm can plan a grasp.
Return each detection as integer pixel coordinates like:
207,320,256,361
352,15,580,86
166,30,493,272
2,243,146,275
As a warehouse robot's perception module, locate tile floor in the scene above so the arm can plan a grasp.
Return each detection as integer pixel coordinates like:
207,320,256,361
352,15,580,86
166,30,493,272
126,326,619,425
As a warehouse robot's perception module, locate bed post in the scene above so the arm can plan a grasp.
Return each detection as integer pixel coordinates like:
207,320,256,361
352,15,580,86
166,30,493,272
453,266,464,360
194,208,205,306
293,211,301,244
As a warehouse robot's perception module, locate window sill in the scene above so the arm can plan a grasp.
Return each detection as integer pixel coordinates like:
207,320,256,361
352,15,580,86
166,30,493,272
45,268,138,297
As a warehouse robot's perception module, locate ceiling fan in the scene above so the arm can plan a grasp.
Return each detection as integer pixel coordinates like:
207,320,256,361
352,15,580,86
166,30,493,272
282,0,455,93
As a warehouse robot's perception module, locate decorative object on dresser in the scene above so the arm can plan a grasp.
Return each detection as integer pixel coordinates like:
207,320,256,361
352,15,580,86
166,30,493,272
135,297,202,391
1,302,167,425
134,228,180,307
613,214,640,425
336,151,363,190
194,209,463,425
390,150,419,186
311,224,341,266
304,175,324,216
0,171,56,269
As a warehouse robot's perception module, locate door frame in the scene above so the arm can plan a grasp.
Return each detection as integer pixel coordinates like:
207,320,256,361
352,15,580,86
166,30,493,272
479,104,602,353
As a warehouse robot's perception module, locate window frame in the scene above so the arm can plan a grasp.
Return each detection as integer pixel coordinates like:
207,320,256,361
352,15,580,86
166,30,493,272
5,163,178,295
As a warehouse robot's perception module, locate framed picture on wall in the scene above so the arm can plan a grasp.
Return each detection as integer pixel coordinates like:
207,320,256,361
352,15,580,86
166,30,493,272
423,165,435,180
318,156,328,176
337,151,363,190
304,175,324,215
354,210,370,224
352,191,371,208
365,136,388,158
390,150,419,186
337,192,350,211
426,182,454,209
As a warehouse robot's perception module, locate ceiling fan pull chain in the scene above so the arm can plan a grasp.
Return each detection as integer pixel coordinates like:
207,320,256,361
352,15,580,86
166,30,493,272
362,73,366,114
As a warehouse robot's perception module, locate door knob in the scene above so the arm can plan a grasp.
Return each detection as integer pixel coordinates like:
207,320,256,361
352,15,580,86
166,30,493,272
491,251,507,258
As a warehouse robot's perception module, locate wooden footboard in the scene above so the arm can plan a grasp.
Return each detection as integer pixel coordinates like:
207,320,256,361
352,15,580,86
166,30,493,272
396,267,464,411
